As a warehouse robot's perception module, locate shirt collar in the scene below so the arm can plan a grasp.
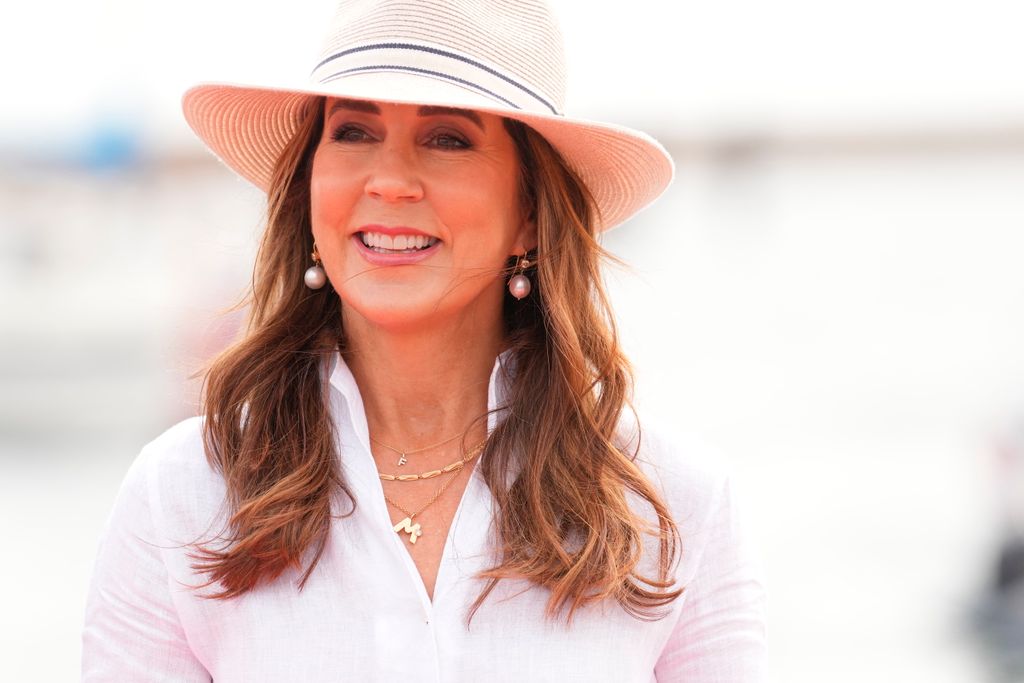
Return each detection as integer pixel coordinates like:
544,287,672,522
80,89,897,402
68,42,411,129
326,348,515,453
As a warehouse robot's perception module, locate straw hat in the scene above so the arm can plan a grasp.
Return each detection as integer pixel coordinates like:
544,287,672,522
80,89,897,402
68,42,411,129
182,0,673,231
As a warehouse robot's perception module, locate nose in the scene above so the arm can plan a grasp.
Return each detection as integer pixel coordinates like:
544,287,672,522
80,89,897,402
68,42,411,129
364,144,424,203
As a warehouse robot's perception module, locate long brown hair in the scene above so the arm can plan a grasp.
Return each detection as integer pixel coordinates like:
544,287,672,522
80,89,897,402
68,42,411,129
193,96,683,622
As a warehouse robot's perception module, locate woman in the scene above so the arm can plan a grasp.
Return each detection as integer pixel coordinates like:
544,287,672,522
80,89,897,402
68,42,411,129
82,0,767,680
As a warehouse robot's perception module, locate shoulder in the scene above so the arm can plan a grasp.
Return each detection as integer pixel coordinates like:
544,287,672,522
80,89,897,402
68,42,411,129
618,412,731,528
129,416,217,492
136,415,209,471
618,413,763,588
123,416,228,541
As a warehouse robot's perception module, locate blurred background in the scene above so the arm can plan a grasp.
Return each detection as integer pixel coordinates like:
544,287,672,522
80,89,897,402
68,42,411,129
3,0,1024,680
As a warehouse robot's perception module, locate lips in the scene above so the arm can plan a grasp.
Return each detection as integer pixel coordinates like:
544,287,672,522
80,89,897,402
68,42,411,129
359,231,439,253
351,227,441,265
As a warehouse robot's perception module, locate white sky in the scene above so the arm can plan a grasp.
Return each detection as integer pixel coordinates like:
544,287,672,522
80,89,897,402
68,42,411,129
4,0,1024,150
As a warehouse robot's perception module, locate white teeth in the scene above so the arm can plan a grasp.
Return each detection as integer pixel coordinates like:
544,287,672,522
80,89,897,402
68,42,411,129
359,232,438,252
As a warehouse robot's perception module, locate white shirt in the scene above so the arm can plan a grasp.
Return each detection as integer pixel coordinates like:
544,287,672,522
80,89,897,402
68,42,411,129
82,352,767,682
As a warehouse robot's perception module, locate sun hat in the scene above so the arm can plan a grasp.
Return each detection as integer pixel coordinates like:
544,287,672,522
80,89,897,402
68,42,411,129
182,0,674,232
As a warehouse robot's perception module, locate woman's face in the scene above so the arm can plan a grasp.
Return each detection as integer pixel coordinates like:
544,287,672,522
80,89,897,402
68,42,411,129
310,97,534,332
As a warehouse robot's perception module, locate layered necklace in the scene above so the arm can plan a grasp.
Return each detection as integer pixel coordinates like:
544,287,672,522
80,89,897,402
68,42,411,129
371,431,467,468
372,434,488,545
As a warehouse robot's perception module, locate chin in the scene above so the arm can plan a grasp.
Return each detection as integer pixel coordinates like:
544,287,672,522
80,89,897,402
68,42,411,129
338,286,444,331
338,281,504,335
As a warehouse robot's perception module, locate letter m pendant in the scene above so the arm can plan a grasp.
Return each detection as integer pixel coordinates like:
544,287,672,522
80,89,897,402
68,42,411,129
393,516,423,544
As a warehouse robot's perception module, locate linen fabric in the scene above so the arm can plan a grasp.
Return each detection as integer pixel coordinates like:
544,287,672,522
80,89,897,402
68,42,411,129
82,352,768,682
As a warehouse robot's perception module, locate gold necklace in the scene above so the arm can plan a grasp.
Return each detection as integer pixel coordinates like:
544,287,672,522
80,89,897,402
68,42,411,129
379,438,487,545
384,470,463,545
370,430,467,467
376,438,487,481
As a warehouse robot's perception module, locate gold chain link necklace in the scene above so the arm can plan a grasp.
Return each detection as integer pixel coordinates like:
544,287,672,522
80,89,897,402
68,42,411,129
376,437,487,482
379,438,488,544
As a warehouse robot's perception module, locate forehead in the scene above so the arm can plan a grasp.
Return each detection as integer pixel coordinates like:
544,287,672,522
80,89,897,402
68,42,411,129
324,97,488,130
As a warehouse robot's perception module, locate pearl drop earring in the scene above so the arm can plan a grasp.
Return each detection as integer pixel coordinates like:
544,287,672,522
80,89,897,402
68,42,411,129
304,246,327,290
507,254,532,300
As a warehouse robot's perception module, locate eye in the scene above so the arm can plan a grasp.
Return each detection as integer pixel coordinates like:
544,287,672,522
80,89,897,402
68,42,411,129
427,130,471,150
330,125,374,143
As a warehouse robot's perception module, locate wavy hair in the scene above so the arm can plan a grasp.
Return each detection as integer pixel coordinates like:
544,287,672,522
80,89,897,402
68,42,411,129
193,96,683,622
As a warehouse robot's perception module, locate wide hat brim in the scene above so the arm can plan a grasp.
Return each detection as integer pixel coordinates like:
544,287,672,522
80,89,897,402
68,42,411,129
182,71,674,232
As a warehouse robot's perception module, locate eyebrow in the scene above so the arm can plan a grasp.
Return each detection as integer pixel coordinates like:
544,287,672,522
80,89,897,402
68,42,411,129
327,99,485,131
417,105,485,130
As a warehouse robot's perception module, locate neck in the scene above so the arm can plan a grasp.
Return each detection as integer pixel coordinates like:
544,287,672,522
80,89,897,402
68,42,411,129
341,305,504,455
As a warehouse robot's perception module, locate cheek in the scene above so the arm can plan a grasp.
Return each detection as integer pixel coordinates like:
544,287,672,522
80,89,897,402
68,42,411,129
440,170,523,242
309,162,356,237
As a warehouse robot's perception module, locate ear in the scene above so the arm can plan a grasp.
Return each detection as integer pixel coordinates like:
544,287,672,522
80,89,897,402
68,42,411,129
513,215,538,254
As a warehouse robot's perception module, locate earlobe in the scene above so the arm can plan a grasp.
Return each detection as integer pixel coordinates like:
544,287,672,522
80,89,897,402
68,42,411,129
516,218,538,253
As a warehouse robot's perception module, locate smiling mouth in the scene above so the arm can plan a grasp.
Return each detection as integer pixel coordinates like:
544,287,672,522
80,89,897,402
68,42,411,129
358,231,440,254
